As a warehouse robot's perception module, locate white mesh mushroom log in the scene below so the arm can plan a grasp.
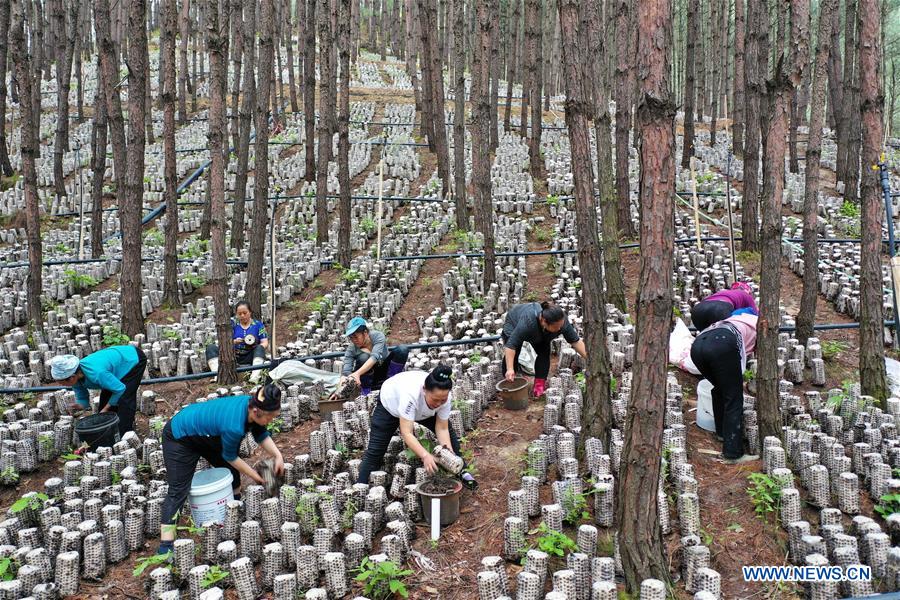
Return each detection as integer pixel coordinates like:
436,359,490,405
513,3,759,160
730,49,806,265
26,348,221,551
279,487,298,522
593,482,614,527
353,511,374,550
314,527,334,568
262,542,284,590
53,551,79,595
281,521,300,569
808,464,831,507
124,508,145,551
223,500,243,540
199,587,225,600
240,520,262,563
274,573,297,598
201,521,220,564
639,578,667,600
567,552,591,600
541,504,563,533
244,485,263,521
503,517,527,561
523,548,549,591
230,556,260,600
836,472,860,514
477,570,503,600
780,488,802,526
591,581,617,600
344,532,366,570
304,589,328,599
693,568,720,599
515,570,541,600
150,566,174,600
576,524,597,556
591,557,615,584
521,476,541,517
323,552,348,598
677,493,699,537
82,531,107,579
296,545,318,589
683,545,710,593
786,521,810,564
260,498,283,540
481,556,509,596
552,569,577,598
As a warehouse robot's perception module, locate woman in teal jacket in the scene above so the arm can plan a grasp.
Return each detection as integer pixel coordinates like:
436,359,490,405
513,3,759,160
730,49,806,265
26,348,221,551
50,345,148,435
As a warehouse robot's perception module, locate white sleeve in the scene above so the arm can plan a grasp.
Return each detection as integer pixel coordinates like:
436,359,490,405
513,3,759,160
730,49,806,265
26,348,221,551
437,394,452,420
398,392,418,421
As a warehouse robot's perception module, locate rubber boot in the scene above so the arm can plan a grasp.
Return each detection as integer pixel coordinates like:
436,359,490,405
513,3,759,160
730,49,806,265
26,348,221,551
208,357,219,373
248,357,264,383
385,360,406,379
532,378,546,398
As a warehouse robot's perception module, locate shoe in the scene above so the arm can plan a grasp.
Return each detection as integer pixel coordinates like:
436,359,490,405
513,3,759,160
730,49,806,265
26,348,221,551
461,472,478,490
532,378,546,397
385,359,406,379
721,454,760,465
208,357,219,373
248,357,264,383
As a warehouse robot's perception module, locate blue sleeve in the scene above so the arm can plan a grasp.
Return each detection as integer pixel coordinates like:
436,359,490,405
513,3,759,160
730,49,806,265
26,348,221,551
221,428,242,462
73,383,90,407
95,370,127,406
731,307,758,317
255,321,268,340
561,320,580,344
253,428,271,444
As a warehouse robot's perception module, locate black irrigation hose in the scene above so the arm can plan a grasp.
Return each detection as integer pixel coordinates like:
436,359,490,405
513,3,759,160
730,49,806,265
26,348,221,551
0,321,894,395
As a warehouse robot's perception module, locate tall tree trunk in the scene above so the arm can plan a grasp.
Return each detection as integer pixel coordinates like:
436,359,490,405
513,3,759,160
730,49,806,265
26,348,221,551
708,0,721,147
351,0,360,64
504,0,520,132
843,4,863,205
10,0,41,331
489,0,501,152
858,0,888,401
614,0,636,239
246,0,272,316
90,80,108,259
757,0,808,445
53,0,76,199
303,0,316,183
741,0,764,252
178,0,191,123
0,0,13,177
681,0,698,168
336,0,352,267
797,0,837,345
119,0,149,338
826,5,842,131
74,6,85,123
208,0,237,384
404,0,423,137
95,0,127,199
231,2,256,252
696,0,706,120
528,0,543,179
519,0,534,137
418,0,451,197
836,0,857,186
452,0,468,230
162,0,180,307
558,0,613,452
616,0,674,590
229,0,243,152
285,0,298,113
732,0,745,157
315,0,333,245
416,1,435,153
473,1,496,290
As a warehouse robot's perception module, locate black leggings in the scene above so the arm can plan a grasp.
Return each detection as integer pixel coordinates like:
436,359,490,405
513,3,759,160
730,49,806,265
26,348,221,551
690,300,734,333
205,343,266,365
99,347,147,436
160,421,241,527
690,326,745,459
501,338,551,380
357,402,462,484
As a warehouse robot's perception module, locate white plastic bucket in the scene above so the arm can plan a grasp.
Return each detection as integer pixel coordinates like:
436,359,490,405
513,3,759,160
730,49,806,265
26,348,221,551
188,468,234,525
696,379,716,432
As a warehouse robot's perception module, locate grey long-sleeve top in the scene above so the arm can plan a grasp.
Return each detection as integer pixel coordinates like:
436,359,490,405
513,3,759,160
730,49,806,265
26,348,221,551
341,329,389,375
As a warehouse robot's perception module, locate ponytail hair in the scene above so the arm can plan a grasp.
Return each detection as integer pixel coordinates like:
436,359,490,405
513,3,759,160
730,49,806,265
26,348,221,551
424,364,453,391
540,301,566,325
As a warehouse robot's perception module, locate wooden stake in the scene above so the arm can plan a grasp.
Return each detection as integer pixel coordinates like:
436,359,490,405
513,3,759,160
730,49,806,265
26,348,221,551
269,199,277,358
690,156,702,249
376,157,384,260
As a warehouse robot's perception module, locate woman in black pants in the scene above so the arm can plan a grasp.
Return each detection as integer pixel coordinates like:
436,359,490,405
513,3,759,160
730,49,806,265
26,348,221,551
357,365,477,489
690,313,758,464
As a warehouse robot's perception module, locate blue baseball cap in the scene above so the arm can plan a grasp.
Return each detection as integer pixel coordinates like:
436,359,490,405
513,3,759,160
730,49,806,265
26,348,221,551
345,316,367,337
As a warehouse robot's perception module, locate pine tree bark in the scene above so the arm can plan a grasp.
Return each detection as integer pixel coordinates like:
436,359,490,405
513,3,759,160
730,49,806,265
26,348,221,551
303,0,316,183
0,0,14,177
826,6,842,131
337,0,352,268
616,0,674,590
614,0,636,239
231,2,256,252
843,3,862,205
178,0,191,123
162,0,180,307
858,0,888,401
708,0,721,147
315,0,333,245
418,0,451,197
10,0,41,331
351,0,360,64
473,1,496,290
836,0,857,187
519,0,535,138
452,0,468,230
489,1,501,153
229,0,243,152
681,0,698,168
558,0,613,452
90,79,108,259
207,0,237,384
416,1,436,153
405,0,425,142
732,0,745,157
528,0,543,179
758,0,808,446
740,0,764,252
696,0,706,120
53,0,76,199
796,0,837,346
504,0,520,132
286,0,299,113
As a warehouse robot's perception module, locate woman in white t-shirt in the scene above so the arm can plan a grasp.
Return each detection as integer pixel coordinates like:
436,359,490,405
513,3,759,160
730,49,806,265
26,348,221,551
357,364,477,489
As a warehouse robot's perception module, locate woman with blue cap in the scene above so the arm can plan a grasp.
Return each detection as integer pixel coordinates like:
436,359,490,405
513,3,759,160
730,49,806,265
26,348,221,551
157,384,284,555
49,345,148,435
339,316,408,395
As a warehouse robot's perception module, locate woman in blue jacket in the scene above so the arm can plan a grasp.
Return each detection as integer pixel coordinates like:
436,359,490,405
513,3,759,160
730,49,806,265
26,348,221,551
157,384,284,555
50,344,148,435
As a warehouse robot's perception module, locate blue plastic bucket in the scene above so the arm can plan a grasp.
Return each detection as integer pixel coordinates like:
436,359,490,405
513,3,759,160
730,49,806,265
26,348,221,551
188,468,234,525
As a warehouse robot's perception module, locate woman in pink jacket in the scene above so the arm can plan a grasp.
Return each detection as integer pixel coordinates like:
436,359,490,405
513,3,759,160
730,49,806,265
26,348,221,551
691,281,758,332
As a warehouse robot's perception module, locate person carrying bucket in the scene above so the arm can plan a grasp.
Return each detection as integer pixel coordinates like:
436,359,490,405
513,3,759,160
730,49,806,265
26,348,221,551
689,312,759,464
157,384,284,555
49,345,148,436
501,301,587,397
690,281,758,333
338,316,408,395
357,365,477,490
205,301,269,384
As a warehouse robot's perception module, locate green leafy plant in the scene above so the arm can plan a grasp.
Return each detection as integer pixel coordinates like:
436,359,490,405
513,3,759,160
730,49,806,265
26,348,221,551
404,430,435,461
469,297,485,309
178,238,209,259
839,200,860,219
132,552,172,577
743,369,755,382
341,497,358,530
0,557,18,581
53,242,72,254
534,225,554,243
525,291,538,302
267,417,285,435
182,273,206,289
10,492,48,513
561,485,591,525
161,329,182,342
528,522,578,558
545,194,560,207
341,269,362,284
63,268,98,289
575,372,586,393
143,229,165,247
39,434,55,456
102,325,130,347
201,565,229,588
360,217,376,235
469,351,483,363
820,340,849,361
875,493,900,519
354,557,414,599
0,466,20,484
747,472,782,521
